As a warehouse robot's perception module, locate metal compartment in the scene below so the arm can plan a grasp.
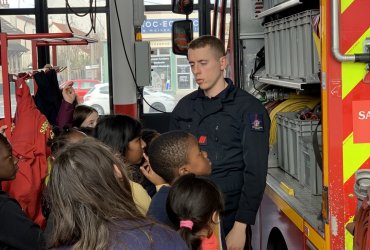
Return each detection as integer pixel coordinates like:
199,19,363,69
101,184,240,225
263,10,320,83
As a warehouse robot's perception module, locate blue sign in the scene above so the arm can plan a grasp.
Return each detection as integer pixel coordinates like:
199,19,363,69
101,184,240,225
141,19,199,33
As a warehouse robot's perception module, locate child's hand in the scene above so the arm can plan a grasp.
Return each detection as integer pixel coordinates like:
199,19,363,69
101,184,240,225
62,85,76,104
140,154,166,185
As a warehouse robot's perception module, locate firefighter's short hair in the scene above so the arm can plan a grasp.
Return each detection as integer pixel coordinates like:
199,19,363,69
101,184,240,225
188,35,226,58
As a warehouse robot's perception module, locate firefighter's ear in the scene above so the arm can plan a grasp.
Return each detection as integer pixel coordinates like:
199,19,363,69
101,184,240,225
219,56,227,71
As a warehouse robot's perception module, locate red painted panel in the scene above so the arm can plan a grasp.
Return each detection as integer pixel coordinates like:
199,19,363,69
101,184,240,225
114,103,138,118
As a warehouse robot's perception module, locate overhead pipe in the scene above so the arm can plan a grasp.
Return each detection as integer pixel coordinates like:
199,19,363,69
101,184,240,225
331,0,370,62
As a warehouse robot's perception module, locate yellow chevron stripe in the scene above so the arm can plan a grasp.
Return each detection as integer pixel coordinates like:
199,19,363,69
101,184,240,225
341,0,355,13
342,62,365,99
342,27,370,99
343,133,370,183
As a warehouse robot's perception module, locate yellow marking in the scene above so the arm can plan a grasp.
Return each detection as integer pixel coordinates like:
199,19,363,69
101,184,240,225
266,186,303,231
343,133,370,183
341,0,354,13
304,222,326,250
135,32,142,41
325,223,331,250
280,182,295,196
342,27,370,99
39,120,50,134
345,217,354,250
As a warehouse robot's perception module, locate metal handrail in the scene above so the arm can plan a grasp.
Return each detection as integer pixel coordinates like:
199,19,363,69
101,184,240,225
331,0,370,62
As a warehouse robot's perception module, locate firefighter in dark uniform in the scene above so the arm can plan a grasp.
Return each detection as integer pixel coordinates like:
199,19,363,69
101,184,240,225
170,35,270,250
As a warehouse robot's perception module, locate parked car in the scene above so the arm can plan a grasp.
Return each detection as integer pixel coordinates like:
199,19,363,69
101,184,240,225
61,79,101,102
142,88,176,113
83,83,110,115
83,83,176,115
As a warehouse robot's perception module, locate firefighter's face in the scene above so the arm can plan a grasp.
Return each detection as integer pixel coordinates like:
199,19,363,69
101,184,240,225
188,45,226,95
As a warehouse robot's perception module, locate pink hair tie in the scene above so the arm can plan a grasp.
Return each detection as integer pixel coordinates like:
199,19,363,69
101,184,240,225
180,220,194,230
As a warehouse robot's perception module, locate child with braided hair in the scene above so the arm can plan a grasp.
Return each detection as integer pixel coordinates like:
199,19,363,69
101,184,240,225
166,174,224,250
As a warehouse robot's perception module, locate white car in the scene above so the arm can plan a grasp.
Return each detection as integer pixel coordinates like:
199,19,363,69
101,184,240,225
142,88,176,113
83,83,110,115
83,83,176,114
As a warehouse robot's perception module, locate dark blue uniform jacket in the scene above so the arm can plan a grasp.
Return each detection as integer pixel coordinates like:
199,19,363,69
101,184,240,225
170,78,270,228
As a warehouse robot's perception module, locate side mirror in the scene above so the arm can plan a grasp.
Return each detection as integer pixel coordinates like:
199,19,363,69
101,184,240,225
172,0,193,15
172,20,193,55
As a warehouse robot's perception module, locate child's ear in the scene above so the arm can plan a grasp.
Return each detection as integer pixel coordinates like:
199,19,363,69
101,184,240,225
178,165,190,176
211,211,220,224
113,164,123,179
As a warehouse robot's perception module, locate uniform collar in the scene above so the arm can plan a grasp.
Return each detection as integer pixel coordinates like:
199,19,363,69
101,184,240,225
195,78,235,100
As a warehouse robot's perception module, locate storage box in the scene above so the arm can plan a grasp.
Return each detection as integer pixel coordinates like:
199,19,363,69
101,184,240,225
276,112,321,180
264,10,320,83
300,136,322,195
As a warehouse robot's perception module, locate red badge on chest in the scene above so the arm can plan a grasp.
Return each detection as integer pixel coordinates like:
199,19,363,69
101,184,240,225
198,135,207,145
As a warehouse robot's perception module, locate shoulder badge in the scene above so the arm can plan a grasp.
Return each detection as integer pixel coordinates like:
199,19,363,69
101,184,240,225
248,113,264,132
